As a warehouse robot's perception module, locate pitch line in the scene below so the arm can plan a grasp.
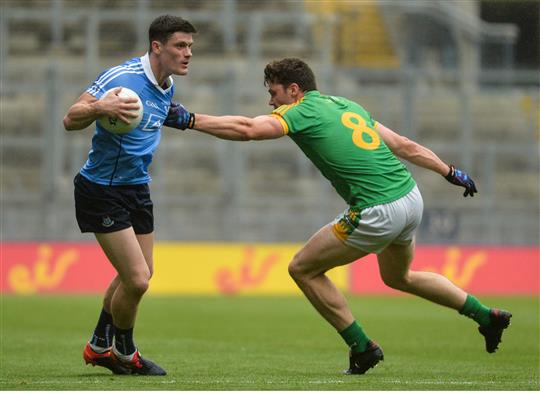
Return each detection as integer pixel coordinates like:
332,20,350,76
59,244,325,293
1,378,537,386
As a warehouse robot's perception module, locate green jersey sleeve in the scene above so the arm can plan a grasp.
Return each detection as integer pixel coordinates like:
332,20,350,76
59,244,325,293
271,99,319,135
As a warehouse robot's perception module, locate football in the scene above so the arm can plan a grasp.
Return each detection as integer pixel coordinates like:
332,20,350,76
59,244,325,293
97,87,143,134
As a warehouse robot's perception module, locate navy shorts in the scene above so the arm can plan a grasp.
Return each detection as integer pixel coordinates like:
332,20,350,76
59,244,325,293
73,173,154,234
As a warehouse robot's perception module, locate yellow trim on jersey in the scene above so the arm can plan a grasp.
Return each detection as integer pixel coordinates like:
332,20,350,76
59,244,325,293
270,98,305,134
272,98,304,116
270,114,289,134
274,103,294,116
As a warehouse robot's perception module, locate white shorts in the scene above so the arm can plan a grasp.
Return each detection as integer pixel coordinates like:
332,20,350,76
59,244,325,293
331,185,423,254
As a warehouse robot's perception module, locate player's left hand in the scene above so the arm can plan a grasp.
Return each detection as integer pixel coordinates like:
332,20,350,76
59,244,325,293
164,101,195,130
444,164,478,197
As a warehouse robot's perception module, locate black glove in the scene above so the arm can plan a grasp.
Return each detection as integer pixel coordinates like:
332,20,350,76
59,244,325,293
445,164,478,197
164,102,195,130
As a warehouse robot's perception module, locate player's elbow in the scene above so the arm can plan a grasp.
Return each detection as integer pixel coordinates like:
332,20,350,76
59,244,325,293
63,114,92,131
403,141,424,160
394,137,419,159
236,119,259,141
240,129,257,140
63,116,76,131
245,128,266,140
239,116,281,141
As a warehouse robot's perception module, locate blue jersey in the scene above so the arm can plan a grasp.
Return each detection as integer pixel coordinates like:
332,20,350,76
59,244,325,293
80,53,175,185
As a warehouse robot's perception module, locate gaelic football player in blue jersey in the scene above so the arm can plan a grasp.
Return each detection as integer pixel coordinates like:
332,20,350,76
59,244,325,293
63,15,196,376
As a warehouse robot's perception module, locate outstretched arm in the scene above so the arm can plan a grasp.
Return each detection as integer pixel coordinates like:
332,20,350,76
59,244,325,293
164,103,285,140
191,114,285,141
375,122,477,197
375,122,449,175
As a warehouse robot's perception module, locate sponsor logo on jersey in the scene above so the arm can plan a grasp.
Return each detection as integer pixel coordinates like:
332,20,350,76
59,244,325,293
146,100,159,110
142,114,164,131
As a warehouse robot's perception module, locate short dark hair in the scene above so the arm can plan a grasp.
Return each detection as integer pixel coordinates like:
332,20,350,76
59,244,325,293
148,15,197,52
264,58,317,92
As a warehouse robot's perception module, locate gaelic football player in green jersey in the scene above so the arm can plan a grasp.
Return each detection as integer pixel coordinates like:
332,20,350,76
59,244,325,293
180,58,511,375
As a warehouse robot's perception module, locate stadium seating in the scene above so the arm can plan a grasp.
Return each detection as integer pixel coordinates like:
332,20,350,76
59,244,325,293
305,0,400,68
1,0,538,244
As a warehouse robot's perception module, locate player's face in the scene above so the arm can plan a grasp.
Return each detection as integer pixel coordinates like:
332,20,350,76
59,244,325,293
267,83,296,109
158,32,194,76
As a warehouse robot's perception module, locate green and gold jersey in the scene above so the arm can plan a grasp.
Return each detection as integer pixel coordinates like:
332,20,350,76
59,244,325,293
271,90,415,210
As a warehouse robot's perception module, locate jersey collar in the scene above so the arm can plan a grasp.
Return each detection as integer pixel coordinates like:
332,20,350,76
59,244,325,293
140,53,174,94
303,90,320,98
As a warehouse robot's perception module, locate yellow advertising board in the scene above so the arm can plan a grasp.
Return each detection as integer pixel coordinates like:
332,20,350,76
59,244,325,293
150,243,348,295
1,243,538,295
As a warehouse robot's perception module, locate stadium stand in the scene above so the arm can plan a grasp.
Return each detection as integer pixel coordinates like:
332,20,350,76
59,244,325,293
1,0,538,244
305,0,400,68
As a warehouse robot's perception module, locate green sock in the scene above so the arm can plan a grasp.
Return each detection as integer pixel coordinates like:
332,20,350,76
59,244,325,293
339,321,369,353
459,294,491,326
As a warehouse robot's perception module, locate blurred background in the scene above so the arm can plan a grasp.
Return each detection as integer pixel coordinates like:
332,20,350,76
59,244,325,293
1,0,539,245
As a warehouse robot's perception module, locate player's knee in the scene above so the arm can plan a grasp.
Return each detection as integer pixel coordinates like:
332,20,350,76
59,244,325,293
288,254,315,281
382,274,411,291
125,274,150,297
131,279,150,297
288,258,304,281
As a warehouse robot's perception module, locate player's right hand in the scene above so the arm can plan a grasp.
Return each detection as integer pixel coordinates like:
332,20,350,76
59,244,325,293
98,87,140,124
444,164,478,197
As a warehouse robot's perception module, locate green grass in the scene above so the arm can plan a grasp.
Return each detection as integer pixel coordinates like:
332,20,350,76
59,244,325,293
1,295,538,390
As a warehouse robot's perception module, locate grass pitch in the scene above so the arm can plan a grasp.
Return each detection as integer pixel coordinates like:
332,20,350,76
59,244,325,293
1,295,538,390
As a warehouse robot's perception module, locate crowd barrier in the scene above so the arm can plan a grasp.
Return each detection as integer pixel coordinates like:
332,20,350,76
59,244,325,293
1,242,538,295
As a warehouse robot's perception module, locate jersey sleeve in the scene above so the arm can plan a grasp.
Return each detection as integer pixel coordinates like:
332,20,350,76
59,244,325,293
85,69,136,99
270,102,318,135
85,69,108,98
368,113,377,129
357,104,377,129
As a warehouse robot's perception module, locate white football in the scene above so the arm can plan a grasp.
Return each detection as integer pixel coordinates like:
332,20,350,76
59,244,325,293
97,87,143,134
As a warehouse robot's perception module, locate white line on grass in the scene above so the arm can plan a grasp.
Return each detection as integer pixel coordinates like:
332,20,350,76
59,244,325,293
379,379,537,386
0,379,179,385
1,379,537,386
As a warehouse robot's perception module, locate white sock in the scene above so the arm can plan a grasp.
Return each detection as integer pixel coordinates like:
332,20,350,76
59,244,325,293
89,342,111,354
112,345,137,362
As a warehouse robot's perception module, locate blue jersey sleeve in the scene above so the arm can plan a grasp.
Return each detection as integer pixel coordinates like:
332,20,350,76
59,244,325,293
86,73,139,99
86,60,145,98
86,69,107,98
